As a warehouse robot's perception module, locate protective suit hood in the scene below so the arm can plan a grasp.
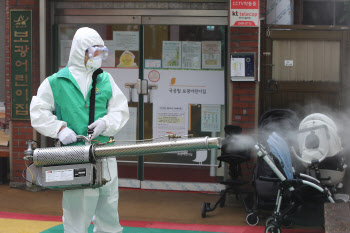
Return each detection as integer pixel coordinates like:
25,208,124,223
67,27,104,98
68,27,104,71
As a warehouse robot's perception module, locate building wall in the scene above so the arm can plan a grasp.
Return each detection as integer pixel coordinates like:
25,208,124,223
230,27,258,132
229,0,266,132
229,27,258,181
229,0,266,181
5,0,40,185
0,0,5,104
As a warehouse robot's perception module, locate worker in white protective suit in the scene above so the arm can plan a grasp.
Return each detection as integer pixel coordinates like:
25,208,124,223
30,27,129,233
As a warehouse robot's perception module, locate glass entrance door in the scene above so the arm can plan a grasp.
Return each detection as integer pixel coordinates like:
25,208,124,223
141,25,227,189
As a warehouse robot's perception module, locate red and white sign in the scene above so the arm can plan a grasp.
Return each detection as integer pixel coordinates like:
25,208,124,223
148,70,160,83
230,0,259,27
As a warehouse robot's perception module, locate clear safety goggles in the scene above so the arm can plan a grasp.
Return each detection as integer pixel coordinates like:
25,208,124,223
86,45,109,60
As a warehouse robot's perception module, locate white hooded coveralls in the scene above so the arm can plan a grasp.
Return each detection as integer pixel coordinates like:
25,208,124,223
30,27,129,233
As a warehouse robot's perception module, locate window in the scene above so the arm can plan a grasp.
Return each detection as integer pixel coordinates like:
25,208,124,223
144,25,226,70
302,0,350,25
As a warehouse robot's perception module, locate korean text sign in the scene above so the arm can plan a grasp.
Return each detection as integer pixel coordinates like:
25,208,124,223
10,10,32,120
230,0,259,27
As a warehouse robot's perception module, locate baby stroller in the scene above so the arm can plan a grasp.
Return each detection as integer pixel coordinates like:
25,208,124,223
246,109,300,226
201,125,254,218
291,113,349,202
254,137,335,233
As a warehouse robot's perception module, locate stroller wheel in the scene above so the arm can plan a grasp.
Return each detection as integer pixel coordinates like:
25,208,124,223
281,218,294,228
246,212,259,226
265,225,281,233
265,216,275,227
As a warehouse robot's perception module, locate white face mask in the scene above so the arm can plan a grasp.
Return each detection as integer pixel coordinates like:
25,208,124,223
86,57,102,71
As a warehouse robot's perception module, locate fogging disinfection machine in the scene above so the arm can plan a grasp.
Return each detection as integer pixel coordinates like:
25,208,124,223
23,136,221,190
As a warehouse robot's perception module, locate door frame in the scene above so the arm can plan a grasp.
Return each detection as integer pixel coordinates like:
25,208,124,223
55,9,228,25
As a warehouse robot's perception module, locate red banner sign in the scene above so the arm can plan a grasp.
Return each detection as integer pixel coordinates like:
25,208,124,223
230,0,259,27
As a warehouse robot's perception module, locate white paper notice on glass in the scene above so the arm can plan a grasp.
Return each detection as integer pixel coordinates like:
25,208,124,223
181,41,201,69
162,41,182,69
153,105,188,140
202,41,221,69
145,59,162,69
114,31,139,51
201,104,221,132
231,58,245,77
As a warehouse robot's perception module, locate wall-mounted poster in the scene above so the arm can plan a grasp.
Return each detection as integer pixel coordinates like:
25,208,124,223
182,41,201,70
202,41,221,69
162,41,181,69
201,104,221,132
117,51,138,68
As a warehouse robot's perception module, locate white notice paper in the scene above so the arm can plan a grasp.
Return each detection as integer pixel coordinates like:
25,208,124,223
181,41,201,69
202,41,221,69
114,31,139,51
201,104,221,132
162,41,182,69
145,59,162,69
153,105,188,139
231,58,245,77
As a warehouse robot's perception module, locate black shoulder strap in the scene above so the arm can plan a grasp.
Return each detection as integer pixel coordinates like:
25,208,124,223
88,68,103,134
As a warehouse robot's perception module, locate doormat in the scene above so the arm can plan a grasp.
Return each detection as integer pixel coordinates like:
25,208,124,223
0,211,323,233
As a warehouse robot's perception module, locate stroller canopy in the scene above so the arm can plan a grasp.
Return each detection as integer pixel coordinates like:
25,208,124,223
259,109,299,134
267,132,294,180
259,109,299,147
298,113,342,164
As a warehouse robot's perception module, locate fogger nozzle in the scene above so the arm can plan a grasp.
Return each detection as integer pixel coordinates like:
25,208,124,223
94,137,221,158
31,137,222,167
